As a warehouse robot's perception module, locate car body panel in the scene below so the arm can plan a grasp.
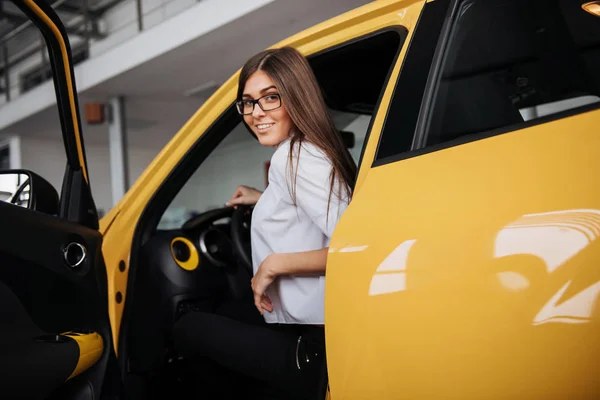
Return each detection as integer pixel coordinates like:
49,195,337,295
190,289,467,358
326,108,600,398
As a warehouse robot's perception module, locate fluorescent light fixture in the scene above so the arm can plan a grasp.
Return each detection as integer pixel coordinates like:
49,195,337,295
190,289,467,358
582,1,600,16
183,80,219,98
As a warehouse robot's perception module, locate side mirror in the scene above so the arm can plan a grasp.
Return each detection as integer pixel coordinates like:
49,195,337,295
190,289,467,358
0,170,59,215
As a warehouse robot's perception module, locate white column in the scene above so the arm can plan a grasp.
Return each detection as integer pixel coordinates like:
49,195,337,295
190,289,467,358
9,136,21,169
108,96,129,206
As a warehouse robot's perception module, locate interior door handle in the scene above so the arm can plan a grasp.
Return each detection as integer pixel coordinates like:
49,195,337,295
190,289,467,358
63,242,87,268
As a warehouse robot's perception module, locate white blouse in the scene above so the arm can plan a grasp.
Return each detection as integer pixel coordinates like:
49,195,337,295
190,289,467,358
251,138,350,324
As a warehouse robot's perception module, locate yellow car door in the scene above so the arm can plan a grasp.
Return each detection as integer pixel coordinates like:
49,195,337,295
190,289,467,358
0,1,116,398
326,0,600,398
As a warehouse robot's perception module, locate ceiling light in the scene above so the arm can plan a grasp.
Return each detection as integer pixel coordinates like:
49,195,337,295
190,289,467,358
183,80,219,98
582,1,600,17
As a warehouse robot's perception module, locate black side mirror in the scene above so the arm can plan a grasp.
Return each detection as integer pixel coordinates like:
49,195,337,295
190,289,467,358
0,170,59,215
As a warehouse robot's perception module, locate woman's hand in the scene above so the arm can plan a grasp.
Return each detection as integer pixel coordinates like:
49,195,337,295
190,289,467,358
250,250,328,315
226,185,262,207
251,254,280,315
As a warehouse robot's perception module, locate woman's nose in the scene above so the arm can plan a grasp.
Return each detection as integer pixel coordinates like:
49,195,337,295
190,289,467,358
252,103,266,118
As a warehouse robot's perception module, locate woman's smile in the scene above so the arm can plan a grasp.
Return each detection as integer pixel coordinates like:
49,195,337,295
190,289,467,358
255,122,275,133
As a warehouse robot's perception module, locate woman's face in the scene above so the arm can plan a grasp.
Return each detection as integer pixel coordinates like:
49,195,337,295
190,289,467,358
242,70,293,147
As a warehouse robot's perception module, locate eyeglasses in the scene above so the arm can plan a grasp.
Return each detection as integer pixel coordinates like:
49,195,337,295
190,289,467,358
236,93,282,115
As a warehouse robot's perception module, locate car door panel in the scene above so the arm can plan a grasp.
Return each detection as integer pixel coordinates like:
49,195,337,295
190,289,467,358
327,107,600,398
326,0,600,397
0,0,113,398
0,200,109,399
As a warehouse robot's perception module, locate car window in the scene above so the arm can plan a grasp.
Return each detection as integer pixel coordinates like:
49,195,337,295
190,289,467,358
158,123,271,229
157,112,371,230
332,111,372,164
425,0,600,147
373,0,450,162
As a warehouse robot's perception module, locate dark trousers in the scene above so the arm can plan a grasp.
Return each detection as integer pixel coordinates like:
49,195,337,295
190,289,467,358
172,301,326,400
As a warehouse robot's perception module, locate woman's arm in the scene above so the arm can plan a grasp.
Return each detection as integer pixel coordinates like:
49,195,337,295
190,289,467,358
251,249,328,315
269,248,328,275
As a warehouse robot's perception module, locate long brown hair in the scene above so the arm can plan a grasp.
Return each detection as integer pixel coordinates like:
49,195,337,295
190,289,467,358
237,46,357,214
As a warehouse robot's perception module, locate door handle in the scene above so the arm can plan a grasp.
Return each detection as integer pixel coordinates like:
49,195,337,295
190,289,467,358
63,242,87,268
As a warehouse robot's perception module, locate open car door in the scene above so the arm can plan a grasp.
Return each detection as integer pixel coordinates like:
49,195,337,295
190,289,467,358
0,1,117,399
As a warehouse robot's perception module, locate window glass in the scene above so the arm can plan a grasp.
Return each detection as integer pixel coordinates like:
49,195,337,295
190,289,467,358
426,0,600,147
157,123,272,229
373,0,450,161
331,111,372,165
157,112,372,230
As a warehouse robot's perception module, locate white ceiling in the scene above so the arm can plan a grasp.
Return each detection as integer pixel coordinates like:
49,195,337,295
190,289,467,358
1,0,372,149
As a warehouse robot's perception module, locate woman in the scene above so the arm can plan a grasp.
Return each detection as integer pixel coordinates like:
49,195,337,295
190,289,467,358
173,46,356,399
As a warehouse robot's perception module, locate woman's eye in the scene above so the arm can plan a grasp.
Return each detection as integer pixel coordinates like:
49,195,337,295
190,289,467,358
264,95,278,102
243,100,254,107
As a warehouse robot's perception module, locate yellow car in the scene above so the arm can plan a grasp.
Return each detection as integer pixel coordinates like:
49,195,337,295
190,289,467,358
1,0,600,398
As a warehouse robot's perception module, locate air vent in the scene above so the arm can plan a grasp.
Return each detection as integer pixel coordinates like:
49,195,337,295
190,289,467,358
172,239,191,263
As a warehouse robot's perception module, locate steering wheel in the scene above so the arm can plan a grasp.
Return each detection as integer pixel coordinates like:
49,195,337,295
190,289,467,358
230,205,254,275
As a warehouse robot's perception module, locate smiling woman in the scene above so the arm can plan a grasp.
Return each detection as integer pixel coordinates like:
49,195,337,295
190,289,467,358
122,27,404,399
171,46,357,399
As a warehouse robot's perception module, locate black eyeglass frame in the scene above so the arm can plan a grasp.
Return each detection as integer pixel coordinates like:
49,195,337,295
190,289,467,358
235,93,282,115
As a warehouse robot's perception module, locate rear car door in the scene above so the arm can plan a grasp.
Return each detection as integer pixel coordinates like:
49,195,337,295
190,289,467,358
326,0,600,398
0,1,116,399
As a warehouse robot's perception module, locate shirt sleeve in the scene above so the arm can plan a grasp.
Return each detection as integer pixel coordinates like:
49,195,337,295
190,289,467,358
291,144,350,240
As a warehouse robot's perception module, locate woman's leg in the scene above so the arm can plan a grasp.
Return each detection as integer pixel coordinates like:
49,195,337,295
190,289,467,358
172,311,323,399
